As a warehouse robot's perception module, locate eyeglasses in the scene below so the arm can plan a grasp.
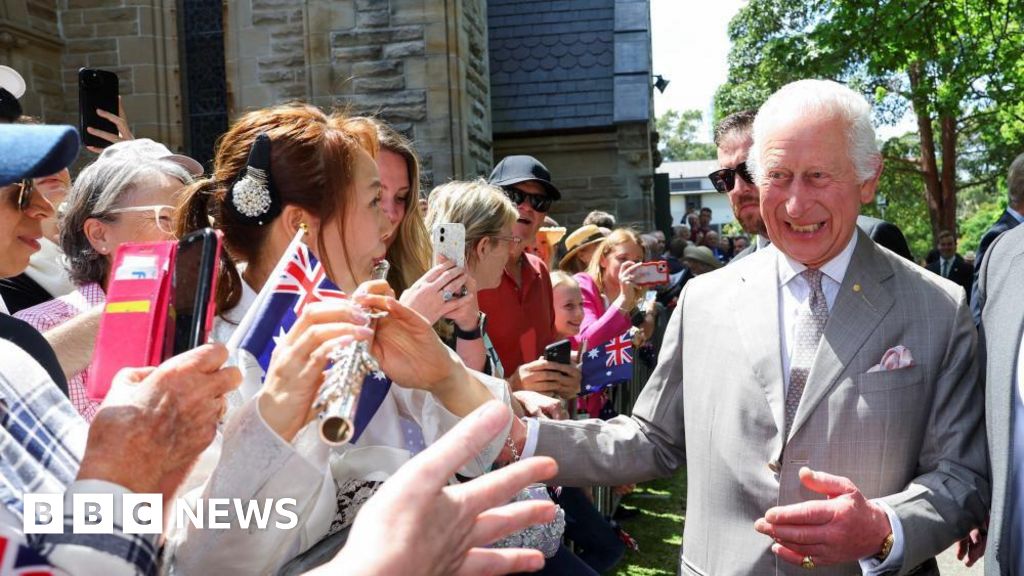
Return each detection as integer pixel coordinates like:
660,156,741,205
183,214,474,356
708,162,755,193
105,204,176,234
14,179,34,212
491,234,522,245
503,187,552,213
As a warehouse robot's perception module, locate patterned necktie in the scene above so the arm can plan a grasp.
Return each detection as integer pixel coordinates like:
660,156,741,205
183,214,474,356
784,268,830,434
941,259,950,278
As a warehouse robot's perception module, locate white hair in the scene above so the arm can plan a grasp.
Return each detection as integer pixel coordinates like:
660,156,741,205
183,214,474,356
749,79,880,184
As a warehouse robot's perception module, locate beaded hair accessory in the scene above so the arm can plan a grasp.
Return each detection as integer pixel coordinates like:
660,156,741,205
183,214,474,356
227,132,281,226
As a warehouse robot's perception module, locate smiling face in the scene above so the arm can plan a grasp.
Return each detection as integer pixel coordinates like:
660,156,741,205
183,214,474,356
320,148,388,291
507,180,548,251
717,133,766,236
759,115,879,269
377,148,410,247
0,180,55,278
552,282,584,337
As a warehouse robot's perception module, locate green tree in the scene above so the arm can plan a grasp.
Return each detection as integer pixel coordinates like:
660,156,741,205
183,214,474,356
656,109,717,161
713,0,1024,245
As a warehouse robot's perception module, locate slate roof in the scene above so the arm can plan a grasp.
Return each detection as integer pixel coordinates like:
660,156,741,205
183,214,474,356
488,0,616,134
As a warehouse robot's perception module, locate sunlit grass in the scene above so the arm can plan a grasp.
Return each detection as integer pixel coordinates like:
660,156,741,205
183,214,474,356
609,468,686,576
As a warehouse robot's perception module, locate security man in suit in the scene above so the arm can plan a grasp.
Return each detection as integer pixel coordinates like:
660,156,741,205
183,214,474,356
509,79,988,575
925,230,974,296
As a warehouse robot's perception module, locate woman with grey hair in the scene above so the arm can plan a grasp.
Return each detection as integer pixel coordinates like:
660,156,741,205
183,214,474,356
15,156,192,420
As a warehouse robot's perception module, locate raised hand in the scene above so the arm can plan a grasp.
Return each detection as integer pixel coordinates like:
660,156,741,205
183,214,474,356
78,344,241,499
86,96,134,153
258,300,374,442
400,261,469,324
509,358,582,400
754,467,892,568
318,401,557,576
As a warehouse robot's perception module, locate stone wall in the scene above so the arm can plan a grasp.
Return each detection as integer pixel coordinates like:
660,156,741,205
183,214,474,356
225,0,492,187
1,0,184,155
1,0,65,123
493,122,654,230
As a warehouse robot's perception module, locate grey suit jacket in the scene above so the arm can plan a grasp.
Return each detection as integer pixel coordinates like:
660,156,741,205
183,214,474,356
978,224,1024,576
536,229,989,575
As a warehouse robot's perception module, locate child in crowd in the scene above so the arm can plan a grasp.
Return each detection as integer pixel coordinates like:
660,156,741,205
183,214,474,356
551,271,584,340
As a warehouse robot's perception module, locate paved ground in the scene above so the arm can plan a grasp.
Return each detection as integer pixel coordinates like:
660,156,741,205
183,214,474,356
937,545,983,574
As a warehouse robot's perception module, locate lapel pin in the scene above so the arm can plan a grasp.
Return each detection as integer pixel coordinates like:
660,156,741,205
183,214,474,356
852,283,862,292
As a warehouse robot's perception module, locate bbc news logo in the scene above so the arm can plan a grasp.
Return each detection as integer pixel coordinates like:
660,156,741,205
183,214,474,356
23,494,298,534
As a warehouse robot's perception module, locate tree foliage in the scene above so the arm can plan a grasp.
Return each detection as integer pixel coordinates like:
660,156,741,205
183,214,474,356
656,109,717,161
713,0,1024,247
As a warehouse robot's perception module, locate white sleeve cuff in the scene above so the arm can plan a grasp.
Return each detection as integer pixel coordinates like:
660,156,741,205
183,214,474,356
858,500,905,575
520,417,540,460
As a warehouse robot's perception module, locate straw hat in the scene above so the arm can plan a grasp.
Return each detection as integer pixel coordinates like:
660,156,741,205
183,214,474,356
558,224,608,269
682,245,722,270
537,226,566,247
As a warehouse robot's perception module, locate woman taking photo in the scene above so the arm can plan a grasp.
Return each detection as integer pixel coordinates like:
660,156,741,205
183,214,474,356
16,155,193,420
424,179,518,375
169,104,510,575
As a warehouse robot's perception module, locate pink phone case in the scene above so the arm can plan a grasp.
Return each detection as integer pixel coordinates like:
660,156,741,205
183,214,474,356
88,241,176,401
634,261,669,287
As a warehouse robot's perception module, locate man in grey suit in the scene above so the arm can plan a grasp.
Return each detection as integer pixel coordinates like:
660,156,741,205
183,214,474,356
977,211,1024,575
511,79,988,575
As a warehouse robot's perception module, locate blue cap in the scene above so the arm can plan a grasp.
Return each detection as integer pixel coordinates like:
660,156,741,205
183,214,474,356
0,124,80,186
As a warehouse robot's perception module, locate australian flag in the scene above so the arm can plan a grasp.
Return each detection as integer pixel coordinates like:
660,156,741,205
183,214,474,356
580,331,634,394
235,240,391,443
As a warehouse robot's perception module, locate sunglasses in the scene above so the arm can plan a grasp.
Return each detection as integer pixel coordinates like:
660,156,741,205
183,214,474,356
503,187,552,213
708,162,754,193
14,179,35,212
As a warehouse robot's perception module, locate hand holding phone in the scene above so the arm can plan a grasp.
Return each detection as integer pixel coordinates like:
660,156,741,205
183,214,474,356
543,339,571,365
166,228,222,359
633,261,670,287
78,68,119,149
431,223,466,268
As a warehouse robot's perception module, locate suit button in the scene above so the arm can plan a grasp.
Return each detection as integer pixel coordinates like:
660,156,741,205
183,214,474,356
768,460,781,473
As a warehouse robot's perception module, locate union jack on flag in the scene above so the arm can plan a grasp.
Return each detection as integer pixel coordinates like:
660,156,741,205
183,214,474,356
233,235,390,443
581,330,634,394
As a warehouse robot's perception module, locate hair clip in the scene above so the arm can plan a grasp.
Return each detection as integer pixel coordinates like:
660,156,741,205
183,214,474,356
227,133,281,226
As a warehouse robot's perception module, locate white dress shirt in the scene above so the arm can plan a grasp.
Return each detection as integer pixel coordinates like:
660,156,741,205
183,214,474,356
775,234,856,396
772,233,904,575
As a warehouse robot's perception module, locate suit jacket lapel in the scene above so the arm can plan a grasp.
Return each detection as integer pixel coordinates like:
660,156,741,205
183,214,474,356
733,253,786,439
788,231,895,441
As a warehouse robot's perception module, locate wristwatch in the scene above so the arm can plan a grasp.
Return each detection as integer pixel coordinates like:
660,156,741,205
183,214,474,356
454,313,484,340
876,532,894,562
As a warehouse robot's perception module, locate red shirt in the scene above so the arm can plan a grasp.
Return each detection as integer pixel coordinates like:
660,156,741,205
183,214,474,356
477,252,556,374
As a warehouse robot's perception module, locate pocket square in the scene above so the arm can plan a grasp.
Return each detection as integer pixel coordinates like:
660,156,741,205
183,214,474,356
867,345,914,373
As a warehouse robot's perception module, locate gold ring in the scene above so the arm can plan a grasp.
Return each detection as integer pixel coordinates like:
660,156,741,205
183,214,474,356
801,556,815,570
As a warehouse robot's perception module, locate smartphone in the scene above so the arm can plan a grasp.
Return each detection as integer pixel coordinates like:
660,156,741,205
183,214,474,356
634,261,670,287
431,222,466,268
78,68,119,149
544,339,572,365
166,228,222,358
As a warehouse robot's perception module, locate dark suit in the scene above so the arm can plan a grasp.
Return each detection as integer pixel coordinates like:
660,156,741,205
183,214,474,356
971,209,1021,324
856,215,913,261
976,223,1024,575
925,254,973,296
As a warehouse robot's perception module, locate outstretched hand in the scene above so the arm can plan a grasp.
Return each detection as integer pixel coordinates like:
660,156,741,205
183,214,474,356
86,96,134,153
754,467,892,567
321,401,558,576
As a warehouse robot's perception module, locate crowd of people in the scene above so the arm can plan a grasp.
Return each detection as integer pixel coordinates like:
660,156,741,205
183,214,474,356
2,62,1024,576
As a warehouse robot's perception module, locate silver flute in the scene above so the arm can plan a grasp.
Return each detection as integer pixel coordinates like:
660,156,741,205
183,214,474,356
314,260,390,445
